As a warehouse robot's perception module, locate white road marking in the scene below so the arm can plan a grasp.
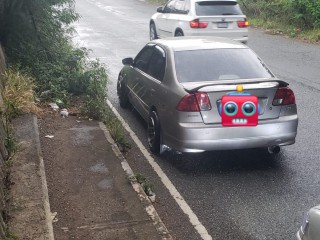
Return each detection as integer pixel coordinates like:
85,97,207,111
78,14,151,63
106,99,213,240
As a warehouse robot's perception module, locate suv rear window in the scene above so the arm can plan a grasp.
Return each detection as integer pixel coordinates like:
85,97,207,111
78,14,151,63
174,49,273,82
195,1,243,16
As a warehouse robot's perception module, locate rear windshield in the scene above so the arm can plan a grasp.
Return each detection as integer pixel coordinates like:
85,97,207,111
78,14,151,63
195,1,243,16
174,49,273,83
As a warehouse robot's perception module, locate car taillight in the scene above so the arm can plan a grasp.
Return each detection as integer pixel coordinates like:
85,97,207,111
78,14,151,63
177,93,211,112
196,92,212,110
190,19,208,28
237,19,249,28
272,87,296,106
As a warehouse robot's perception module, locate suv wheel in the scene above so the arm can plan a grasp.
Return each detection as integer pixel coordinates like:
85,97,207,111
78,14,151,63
175,30,184,37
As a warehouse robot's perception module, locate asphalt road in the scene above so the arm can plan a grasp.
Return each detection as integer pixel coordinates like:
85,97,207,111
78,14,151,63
73,0,320,239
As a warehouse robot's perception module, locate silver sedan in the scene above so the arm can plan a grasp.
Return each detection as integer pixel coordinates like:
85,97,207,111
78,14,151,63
117,37,298,154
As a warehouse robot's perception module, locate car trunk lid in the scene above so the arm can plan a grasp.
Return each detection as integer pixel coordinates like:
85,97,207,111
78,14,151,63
197,15,247,30
181,80,286,124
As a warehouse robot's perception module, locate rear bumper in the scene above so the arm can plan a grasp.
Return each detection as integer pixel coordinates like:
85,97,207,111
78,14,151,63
184,29,248,43
164,115,298,153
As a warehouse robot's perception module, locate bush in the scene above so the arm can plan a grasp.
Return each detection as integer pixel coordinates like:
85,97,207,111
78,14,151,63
0,0,109,120
239,0,320,29
1,69,41,120
292,0,320,28
81,60,108,120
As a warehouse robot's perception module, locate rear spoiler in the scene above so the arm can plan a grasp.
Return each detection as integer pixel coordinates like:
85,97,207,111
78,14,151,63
184,79,288,94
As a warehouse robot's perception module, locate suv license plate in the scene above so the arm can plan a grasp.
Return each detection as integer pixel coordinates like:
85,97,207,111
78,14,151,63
217,22,228,28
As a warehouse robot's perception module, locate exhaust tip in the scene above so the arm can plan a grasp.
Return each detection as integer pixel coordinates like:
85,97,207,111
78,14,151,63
268,146,281,154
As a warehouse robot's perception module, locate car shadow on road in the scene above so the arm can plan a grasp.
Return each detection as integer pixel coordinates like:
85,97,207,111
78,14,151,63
160,148,287,175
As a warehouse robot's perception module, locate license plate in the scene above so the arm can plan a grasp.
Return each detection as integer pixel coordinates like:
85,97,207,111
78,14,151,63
217,22,228,28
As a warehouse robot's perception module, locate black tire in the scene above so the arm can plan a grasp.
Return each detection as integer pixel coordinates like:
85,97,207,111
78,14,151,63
117,76,129,108
150,22,158,41
175,30,184,37
148,111,161,154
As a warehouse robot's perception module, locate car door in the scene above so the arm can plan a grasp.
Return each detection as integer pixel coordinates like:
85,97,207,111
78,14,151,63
142,45,167,115
159,0,177,37
128,44,155,119
166,0,188,36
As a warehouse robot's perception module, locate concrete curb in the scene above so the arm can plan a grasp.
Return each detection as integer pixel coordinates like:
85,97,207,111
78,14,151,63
10,114,54,240
33,116,55,240
99,122,173,240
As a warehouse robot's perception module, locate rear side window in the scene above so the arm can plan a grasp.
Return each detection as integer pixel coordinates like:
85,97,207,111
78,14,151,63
175,0,187,14
195,1,243,16
174,49,273,83
147,46,166,81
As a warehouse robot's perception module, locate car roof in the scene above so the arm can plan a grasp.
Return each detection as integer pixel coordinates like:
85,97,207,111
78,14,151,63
152,36,248,52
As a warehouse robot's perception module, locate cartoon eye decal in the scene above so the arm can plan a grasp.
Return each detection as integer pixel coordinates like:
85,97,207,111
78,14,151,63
242,101,256,116
224,101,238,116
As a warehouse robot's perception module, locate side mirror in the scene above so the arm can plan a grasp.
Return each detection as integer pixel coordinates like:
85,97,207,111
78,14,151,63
157,6,163,13
122,57,134,65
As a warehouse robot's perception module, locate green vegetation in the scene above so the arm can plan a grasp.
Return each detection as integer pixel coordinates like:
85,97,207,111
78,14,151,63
129,173,155,196
1,69,40,155
239,0,320,43
104,106,131,151
0,0,131,155
4,229,17,240
147,0,166,5
0,1,119,238
0,0,108,120
2,69,40,120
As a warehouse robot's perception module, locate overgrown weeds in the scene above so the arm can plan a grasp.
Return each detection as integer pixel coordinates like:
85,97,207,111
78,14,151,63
146,0,167,5
239,0,320,29
103,106,131,152
248,18,320,43
80,60,108,120
1,69,41,120
129,173,155,196
1,68,41,156
4,229,17,240
239,0,320,43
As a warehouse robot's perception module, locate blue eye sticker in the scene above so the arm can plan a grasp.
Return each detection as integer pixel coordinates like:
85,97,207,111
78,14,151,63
224,101,238,116
242,101,256,116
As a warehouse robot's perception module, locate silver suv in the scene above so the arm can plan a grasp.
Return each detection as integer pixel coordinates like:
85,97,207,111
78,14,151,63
150,0,249,43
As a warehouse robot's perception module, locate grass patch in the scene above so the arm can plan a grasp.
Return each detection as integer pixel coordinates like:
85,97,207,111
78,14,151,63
2,69,41,120
249,17,320,43
146,0,166,5
1,68,41,156
4,229,17,240
103,106,131,152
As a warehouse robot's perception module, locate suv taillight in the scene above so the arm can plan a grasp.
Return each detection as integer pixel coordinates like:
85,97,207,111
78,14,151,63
190,19,208,28
177,93,212,112
237,19,249,28
272,87,296,106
